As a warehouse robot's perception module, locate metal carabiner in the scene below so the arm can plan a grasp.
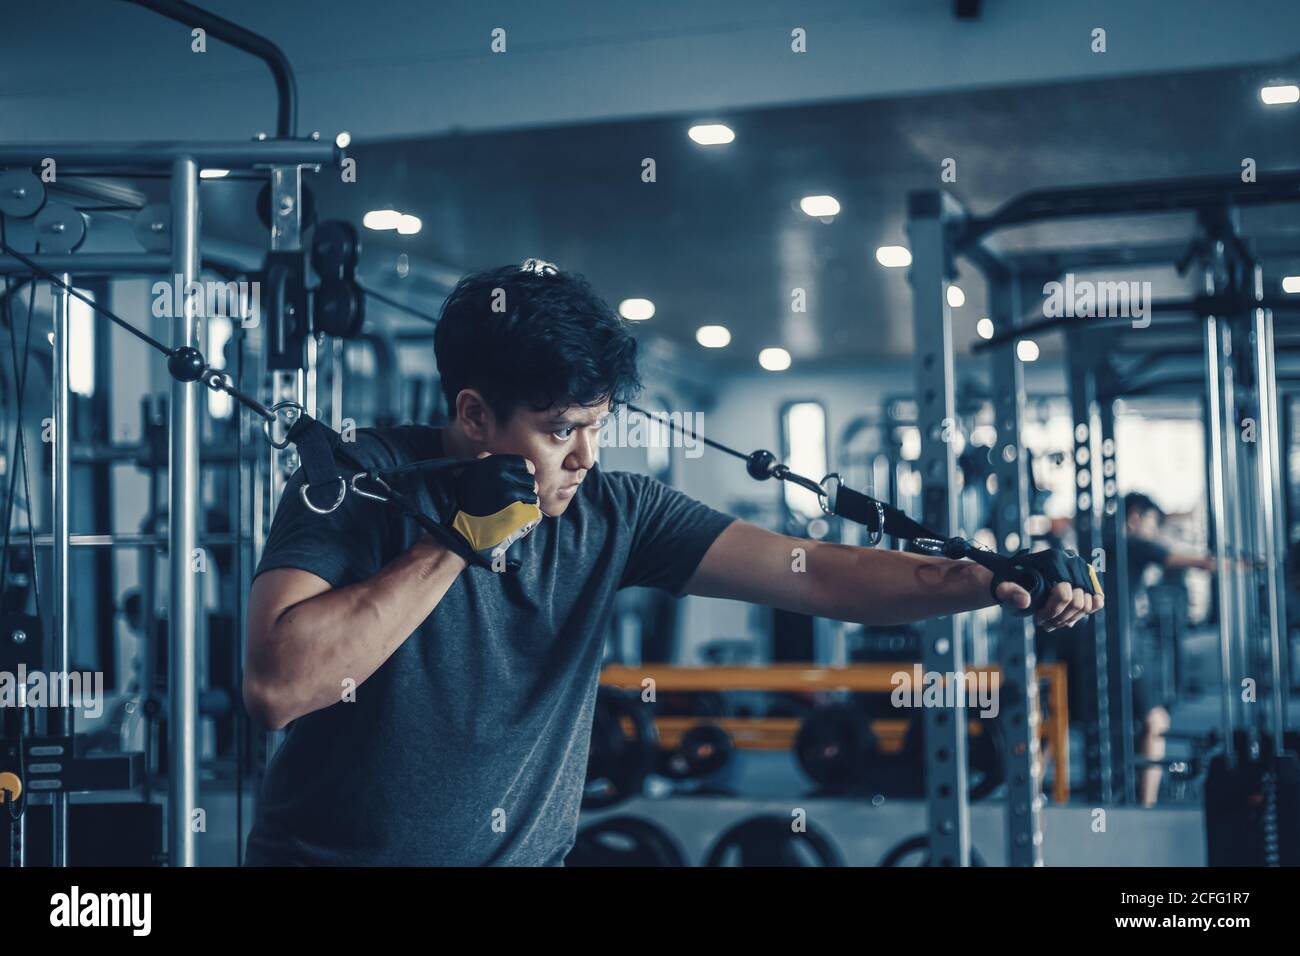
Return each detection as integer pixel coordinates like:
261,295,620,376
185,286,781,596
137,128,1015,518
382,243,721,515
299,476,347,515
262,400,303,450
349,471,393,502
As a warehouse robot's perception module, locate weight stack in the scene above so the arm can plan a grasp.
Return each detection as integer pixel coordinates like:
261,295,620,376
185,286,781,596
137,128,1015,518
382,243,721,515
1204,750,1300,865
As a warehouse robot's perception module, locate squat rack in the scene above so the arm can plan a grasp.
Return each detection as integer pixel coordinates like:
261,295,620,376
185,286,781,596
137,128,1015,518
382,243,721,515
0,0,341,866
908,170,1300,865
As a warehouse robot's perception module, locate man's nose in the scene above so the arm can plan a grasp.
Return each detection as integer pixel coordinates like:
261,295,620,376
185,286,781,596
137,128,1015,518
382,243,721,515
568,429,598,470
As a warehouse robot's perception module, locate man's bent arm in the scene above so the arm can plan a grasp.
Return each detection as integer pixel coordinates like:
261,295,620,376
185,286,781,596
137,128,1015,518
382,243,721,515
685,521,1098,627
243,536,468,730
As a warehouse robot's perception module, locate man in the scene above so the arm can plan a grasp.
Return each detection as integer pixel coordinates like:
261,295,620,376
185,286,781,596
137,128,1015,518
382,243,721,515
1124,492,1214,806
241,263,1102,865
1125,493,1216,589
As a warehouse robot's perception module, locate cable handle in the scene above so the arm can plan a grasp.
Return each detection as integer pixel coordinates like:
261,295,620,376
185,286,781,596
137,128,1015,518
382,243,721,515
942,539,1045,618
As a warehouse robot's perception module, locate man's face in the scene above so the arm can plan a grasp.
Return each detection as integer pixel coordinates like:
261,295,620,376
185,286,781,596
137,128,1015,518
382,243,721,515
1127,508,1159,539
482,398,611,517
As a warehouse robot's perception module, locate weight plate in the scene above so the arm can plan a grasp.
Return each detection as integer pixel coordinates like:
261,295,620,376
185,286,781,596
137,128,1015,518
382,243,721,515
0,169,46,218
659,722,734,780
566,816,687,867
583,687,658,810
313,278,365,338
311,219,361,278
33,202,87,253
133,203,171,252
795,703,878,790
878,832,986,866
704,814,843,867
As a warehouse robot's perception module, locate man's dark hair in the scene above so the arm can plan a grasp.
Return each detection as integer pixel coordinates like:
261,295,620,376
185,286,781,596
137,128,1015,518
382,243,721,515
1125,492,1163,519
434,264,641,423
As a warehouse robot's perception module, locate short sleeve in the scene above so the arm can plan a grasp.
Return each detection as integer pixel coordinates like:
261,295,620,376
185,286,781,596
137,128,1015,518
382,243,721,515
254,431,402,588
1127,538,1170,574
617,474,735,595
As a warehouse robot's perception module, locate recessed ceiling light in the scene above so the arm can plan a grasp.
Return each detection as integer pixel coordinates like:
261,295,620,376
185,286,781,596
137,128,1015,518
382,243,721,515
619,298,655,321
397,214,422,236
1282,275,1300,293
947,285,965,308
696,325,731,348
875,245,912,268
759,347,791,371
688,124,735,145
200,169,229,179
363,209,402,230
1017,339,1040,362
799,195,841,218
1261,84,1300,105
976,317,995,339
336,131,352,148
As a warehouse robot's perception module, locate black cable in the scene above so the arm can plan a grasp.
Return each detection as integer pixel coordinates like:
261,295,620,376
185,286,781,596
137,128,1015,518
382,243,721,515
0,241,170,354
626,403,750,462
0,256,39,623
0,239,276,424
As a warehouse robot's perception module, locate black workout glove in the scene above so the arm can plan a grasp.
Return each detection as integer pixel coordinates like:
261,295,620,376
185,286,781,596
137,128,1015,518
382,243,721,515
443,455,542,565
988,547,1103,614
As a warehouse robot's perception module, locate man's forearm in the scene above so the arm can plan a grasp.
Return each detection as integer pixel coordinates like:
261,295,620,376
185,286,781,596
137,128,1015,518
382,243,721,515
807,541,996,626
251,537,467,728
688,523,998,627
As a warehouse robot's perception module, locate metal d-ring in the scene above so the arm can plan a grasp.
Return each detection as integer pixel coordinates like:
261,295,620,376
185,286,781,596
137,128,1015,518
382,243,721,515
349,471,392,502
819,472,886,546
299,476,347,514
817,472,841,517
263,400,303,450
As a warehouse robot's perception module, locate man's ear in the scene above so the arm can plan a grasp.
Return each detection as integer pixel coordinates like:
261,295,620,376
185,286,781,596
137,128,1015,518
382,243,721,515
455,389,496,442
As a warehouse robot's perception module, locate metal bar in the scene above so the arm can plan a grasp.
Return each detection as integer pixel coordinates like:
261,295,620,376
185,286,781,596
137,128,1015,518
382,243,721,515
330,338,345,431
0,141,336,169
989,270,1042,865
1220,327,1255,744
1204,314,1237,766
22,533,240,548
0,253,172,276
1098,398,1135,803
51,274,72,868
961,170,1300,245
1004,235,1300,276
1067,334,1112,803
1251,283,1288,750
1262,305,1293,716
261,163,306,766
908,190,971,866
122,0,298,137
168,157,200,867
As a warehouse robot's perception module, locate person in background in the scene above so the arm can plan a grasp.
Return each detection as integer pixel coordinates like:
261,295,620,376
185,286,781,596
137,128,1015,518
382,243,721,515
1124,492,1215,806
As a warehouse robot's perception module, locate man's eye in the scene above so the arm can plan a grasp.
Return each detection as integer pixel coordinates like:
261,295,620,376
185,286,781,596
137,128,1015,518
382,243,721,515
554,426,576,440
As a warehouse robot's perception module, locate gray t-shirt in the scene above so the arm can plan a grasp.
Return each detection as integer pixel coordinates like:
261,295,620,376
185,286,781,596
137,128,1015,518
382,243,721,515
243,425,734,866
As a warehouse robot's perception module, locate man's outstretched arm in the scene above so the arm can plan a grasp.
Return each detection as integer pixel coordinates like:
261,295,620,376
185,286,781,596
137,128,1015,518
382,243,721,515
684,521,1102,629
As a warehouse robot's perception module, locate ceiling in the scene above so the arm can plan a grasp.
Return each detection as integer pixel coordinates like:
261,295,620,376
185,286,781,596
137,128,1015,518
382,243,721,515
190,63,1300,365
